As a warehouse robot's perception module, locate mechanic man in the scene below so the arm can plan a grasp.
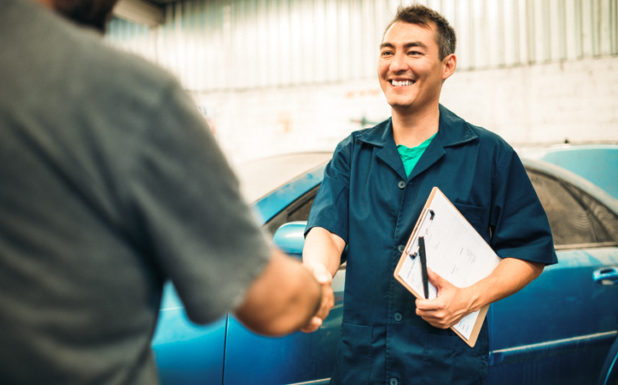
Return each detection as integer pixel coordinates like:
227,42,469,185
0,0,332,384
303,5,557,385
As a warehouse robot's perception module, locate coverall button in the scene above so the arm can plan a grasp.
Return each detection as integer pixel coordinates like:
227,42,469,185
394,312,402,322
390,377,399,385
397,180,406,189
397,244,405,253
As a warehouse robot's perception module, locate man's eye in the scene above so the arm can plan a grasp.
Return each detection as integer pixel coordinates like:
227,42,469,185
408,51,422,56
381,51,393,57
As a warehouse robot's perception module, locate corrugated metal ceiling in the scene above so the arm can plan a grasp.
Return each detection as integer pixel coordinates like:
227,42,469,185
109,0,618,92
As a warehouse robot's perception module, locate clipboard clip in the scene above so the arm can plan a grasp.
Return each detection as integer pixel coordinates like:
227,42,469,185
406,238,429,298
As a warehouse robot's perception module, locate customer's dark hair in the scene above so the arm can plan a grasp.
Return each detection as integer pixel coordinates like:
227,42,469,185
384,4,456,60
51,0,119,33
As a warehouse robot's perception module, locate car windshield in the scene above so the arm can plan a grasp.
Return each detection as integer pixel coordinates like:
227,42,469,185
233,152,332,202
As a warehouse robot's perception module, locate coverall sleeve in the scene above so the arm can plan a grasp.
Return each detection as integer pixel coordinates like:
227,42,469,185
305,137,352,244
489,149,558,265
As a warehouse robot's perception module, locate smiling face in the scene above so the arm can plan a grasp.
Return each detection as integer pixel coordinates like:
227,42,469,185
378,21,455,115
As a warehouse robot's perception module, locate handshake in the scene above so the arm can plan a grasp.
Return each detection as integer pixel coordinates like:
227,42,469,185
300,263,335,333
234,248,336,337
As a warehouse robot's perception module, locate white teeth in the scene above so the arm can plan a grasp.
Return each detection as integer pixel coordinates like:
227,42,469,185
391,80,413,86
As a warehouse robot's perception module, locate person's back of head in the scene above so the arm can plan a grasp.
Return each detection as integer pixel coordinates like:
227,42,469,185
36,0,119,32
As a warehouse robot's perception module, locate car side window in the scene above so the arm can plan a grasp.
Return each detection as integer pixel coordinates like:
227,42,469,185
264,185,320,235
562,181,618,241
528,170,618,247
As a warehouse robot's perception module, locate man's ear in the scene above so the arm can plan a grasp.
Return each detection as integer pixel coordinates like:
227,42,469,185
442,54,457,80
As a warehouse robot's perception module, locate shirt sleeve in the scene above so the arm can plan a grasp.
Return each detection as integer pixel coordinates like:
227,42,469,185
125,81,272,324
489,148,558,265
305,136,352,244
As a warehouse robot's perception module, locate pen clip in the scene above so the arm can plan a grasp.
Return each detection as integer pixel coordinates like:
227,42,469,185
418,236,429,299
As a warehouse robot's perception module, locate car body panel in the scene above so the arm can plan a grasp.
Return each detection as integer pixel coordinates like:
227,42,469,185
253,164,325,224
152,283,226,385
222,274,345,385
487,246,618,385
598,336,618,385
223,169,343,385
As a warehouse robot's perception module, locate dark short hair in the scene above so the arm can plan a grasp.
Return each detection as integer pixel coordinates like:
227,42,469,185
52,0,119,33
384,4,456,60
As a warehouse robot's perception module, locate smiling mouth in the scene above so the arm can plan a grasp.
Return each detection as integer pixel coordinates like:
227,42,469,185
390,80,415,87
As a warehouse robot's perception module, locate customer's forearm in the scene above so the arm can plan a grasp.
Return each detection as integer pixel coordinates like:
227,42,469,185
235,248,322,336
303,227,345,278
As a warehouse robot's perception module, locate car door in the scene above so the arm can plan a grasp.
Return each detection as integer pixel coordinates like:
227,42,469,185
153,153,334,385
153,283,227,385
223,172,345,385
487,168,618,385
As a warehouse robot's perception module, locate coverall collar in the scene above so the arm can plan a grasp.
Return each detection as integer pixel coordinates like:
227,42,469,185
357,104,479,181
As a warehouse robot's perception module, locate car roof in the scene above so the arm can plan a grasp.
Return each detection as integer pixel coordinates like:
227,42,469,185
522,144,618,198
234,151,332,202
234,151,618,215
523,157,618,214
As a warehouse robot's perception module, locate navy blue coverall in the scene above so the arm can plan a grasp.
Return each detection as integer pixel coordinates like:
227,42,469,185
306,105,558,385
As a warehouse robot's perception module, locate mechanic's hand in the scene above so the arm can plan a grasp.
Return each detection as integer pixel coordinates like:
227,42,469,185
301,264,334,333
414,268,472,329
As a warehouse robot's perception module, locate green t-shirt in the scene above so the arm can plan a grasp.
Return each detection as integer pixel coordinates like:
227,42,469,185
397,133,437,177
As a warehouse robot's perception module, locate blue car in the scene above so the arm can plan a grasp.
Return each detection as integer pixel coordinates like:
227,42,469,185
528,144,618,199
152,152,618,385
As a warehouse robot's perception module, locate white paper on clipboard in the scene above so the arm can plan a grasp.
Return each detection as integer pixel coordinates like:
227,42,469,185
394,187,501,347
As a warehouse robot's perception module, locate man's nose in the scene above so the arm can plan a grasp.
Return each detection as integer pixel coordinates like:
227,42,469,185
389,52,407,72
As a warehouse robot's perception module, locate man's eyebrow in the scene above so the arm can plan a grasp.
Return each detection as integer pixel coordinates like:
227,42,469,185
379,41,428,50
405,41,428,49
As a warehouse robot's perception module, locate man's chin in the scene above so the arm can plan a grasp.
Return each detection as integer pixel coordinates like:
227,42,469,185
388,100,415,111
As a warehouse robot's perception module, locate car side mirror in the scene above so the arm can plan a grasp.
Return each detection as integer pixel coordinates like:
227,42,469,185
273,221,307,257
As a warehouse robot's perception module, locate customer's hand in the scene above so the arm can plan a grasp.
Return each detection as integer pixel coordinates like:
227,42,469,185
301,264,334,333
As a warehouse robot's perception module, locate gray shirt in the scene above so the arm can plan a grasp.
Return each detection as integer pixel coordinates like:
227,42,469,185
0,1,271,383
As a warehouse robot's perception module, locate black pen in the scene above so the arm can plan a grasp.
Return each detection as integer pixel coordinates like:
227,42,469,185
418,236,429,299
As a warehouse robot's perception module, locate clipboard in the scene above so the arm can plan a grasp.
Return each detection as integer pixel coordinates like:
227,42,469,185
393,187,501,347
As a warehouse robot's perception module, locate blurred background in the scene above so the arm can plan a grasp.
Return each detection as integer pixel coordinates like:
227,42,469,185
105,0,618,163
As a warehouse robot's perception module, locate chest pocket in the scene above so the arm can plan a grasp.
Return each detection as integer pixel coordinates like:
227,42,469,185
453,201,488,240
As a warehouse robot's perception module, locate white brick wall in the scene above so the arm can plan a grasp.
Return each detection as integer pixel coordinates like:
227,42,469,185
194,56,618,162
442,57,618,145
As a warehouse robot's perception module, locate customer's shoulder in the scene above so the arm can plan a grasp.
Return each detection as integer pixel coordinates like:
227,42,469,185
72,31,177,98
25,4,178,104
